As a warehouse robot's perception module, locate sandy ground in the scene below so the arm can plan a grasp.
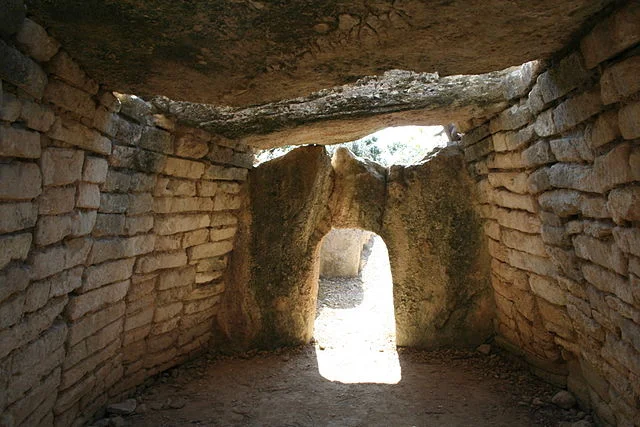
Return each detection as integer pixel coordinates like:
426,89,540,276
112,237,591,427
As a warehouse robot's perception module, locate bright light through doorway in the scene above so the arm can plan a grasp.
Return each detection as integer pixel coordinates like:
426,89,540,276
314,235,401,384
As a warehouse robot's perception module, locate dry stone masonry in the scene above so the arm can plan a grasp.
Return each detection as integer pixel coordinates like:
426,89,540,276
462,3,640,425
0,1,639,426
0,17,251,426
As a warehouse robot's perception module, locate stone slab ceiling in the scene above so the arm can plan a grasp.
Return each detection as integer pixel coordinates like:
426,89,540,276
28,0,614,106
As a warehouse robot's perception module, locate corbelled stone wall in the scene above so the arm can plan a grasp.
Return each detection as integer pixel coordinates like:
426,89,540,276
0,18,251,426
1,2,638,426
461,3,639,425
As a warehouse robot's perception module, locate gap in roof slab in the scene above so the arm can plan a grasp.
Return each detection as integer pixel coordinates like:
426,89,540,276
254,125,451,166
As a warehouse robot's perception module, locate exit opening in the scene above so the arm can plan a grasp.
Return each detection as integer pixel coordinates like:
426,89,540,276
313,229,400,384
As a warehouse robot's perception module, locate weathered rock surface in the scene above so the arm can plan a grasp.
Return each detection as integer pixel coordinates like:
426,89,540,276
29,0,612,106
329,147,387,231
219,146,333,349
152,69,513,148
221,145,493,349
381,148,494,347
319,228,371,278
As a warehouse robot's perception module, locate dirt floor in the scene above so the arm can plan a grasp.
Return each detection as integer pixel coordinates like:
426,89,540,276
108,237,592,427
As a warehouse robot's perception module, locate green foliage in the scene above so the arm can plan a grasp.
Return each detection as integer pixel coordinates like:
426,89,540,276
255,126,448,167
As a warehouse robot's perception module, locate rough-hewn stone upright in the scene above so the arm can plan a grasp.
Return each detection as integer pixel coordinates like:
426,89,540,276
221,145,494,350
219,146,333,349
382,148,493,348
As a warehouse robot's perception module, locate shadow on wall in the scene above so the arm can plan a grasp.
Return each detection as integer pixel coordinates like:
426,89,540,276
219,145,494,351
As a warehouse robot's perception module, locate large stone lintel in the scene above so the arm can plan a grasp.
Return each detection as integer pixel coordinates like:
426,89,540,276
152,67,527,148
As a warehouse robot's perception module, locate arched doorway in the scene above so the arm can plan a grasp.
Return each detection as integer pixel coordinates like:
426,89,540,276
314,229,400,383
219,142,493,351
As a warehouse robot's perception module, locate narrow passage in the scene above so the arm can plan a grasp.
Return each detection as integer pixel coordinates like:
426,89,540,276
313,234,401,384
125,237,588,427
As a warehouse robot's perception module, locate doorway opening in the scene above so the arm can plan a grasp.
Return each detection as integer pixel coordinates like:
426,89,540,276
313,228,400,384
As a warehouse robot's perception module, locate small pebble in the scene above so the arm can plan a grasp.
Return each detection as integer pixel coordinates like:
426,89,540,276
531,397,544,407
106,399,137,416
551,390,576,409
168,397,187,409
476,344,491,355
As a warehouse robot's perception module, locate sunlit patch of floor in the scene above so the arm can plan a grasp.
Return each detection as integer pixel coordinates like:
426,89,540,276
314,235,401,384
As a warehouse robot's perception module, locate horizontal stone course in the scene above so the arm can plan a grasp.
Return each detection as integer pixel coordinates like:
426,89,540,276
600,55,640,105
162,157,204,179
44,78,95,119
618,100,640,139
187,241,234,260
607,186,640,223
15,18,60,62
536,52,591,104
0,296,67,359
175,132,208,158
492,125,535,153
47,50,99,95
65,280,129,320
552,88,602,134
0,39,48,98
20,99,56,132
82,258,135,292
157,266,196,291
573,235,627,276
30,237,92,281
139,126,173,154
154,197,213,214
491,206,541,234
522,140,555,167
41,147,84,186
49,118,112,156
585,110,620,149
0,125,41,159
135,251,188,274
88,234,155,264
463,137,493,162
154,214,210,235
203,164,248,181
0,233,32,269
580,1,640,69
38,186,75,215
490,103,532,133
500,228,547,257
549,136,593,162
0,162,42,200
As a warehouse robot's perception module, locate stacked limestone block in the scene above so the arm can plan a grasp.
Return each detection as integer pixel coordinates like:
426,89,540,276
462,3,640,425
0,14,251,427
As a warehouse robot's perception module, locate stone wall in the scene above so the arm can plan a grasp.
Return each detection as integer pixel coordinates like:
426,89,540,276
319,229,371,278
221,145,493,350
0,18,251,426
461,3,639,425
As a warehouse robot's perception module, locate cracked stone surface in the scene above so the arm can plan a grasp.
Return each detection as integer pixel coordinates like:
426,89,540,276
220,145,493,350
29,0,613,106
152,68,515,148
